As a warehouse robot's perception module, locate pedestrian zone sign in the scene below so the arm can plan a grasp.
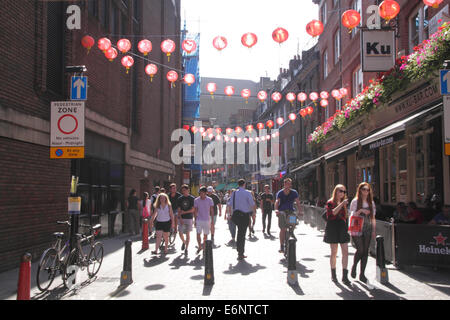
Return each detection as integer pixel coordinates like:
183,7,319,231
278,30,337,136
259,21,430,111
71,76,88,100
440,70,450,95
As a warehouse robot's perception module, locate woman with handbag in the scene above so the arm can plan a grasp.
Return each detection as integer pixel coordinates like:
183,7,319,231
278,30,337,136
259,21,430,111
349,182,376,284
324,184,350,285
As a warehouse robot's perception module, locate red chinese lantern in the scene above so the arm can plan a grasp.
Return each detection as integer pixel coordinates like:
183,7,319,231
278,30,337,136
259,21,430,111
300,109,307,118
138,39,152,56
121,55,134,74
241,89,251,104
423,0,443,9
241,32,258,49
246,125,254,132
257,122,265,130
309,92,319,104
342,10,361,32
266,120,274,129
286,92,296,106
207,83,217,99
320,91,329,99
81,35,95,54
340,88,349,97
235,126,243,134
97,37,111,53
307,106,314,115
183,125,190,131
224,86,235,96
161,39,176,61
379,1,400,23
104,47,118,61
182,39,197,54
199,127,206,133
257,90,268,102
306,20,324,37
266,135,271,140
271,92,282,103
167,70,178,87
276,117,284,126
191,126,198,133
226,128,233,135
184,73,195,86
320,99,329,108
117,39,132,54
212,36,228,51
332,89,342,100
145,64,158,82
272,27,289,44
298,92,308,106
289,113,297,122
255,137,260,143
243,138,248,143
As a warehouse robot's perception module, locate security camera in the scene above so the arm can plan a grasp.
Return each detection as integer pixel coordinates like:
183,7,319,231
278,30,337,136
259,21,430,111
65,65,87,73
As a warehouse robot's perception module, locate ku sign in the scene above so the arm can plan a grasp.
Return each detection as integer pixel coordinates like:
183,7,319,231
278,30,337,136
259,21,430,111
361,30,396,72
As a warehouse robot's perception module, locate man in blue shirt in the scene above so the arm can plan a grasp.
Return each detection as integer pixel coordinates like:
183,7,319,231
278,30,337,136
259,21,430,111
227,179,256,260
275,178,302,253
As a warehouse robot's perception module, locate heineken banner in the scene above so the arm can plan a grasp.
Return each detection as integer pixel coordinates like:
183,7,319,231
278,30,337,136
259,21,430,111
396,224,450,268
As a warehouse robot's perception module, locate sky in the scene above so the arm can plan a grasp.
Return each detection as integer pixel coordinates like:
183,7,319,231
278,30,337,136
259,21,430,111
180,0,319,82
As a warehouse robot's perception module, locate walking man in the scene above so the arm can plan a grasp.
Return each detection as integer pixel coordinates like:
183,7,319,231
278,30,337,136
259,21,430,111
177,185,195,255
194,186,214,255
207,186,222,242
168,183,182,234
227,179,256,260
260,185,274,235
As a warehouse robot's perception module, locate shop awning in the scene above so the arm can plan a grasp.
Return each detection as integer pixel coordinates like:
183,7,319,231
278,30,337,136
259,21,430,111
360,103,442,148
324,139,360,160
215,183,226,191
291,157,321,174
225,182,238,190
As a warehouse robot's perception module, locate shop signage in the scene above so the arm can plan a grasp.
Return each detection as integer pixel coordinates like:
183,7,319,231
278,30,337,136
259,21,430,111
361,30,396,72
391,81,439,115
444,96,450,155
368,136,394,150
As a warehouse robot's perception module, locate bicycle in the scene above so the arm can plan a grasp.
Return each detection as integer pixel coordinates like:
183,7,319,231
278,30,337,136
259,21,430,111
63,223,103,288
281,210,299,259
36,221,72,292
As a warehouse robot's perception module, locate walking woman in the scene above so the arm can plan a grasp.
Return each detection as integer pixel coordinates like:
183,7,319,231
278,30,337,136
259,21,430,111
150,193,175,255
324,184,351,285
126,189,141,235
349,182,376,284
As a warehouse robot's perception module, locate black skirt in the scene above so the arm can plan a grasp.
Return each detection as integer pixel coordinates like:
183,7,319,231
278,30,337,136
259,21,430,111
324,218,350,244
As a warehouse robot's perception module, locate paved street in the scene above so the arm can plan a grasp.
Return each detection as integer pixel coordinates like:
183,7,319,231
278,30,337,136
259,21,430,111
1,207,449,300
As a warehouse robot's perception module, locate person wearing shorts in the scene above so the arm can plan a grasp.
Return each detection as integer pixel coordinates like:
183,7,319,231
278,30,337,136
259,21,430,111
168,183,182,234
194,186,214,255
150,193,175,255
177,185,195,255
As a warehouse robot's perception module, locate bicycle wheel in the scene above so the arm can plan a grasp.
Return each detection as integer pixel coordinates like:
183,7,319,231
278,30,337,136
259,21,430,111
87,242,104,278
63,249,80,288
36,248,58,292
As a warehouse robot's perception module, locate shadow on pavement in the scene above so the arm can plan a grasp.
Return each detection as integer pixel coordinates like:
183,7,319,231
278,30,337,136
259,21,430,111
394,265,450,297
144,256,169,267
279,260,314,278
109,284,131,298
223,261,266,276
191,274,204,280
335,281,406,300
289,282,305,296
145,284,165,291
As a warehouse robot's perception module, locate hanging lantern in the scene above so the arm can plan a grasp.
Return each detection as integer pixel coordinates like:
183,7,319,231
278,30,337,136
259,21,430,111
257,122,264,130
183,73,195,86
183,125,190,131
320,99,329,108
342,10,361,32
121,55,134,74
246,125,254,132
167,70,178,88
261,136,266,141
224,136,230,142
331,89,342,100
207,83,217,99
243,137,248,143
226,128,233,135
138,39,152,56
306,20,324,37
216,134,222,141
272,27,289,44
266,120,274,129
271,92,282,103
117,39,132,54
289,113,297,122
255,137,260,143
161,39,176,62
231,137,236,143
340,88,349,97
212,36,228,51
215,128,222,134
208,133,214,139
320,91,329,99
309,92,319,105
235,127,243,134
97,37,111,53
423,0,443,9
379,1,400,23
241,32,258,49
249,137,254,143
286,92,296,106
199,127,206,133
300,108,307,118
81,35,95,54
191,126,198,133
266,134,271,140
224,86,235,96
257,90,268,102
145,64,158,82
181,39,197,54
241,89,251,104
307,106,314,115
276,117,284,126
104,47,118,61
297,92,308,106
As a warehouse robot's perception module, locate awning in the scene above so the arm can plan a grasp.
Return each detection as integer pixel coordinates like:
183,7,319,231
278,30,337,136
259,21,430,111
291,157,321,174
215,183,226,191
225,182,238,190
360,103,442,148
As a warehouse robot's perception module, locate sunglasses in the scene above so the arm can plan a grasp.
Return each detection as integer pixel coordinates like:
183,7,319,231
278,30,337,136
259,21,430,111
338,190,347,194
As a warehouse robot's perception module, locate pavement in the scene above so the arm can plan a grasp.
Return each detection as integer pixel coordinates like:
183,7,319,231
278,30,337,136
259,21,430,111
1,207,449,300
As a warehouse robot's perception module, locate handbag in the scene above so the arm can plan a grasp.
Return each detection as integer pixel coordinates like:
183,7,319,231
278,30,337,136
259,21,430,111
348,215,364,233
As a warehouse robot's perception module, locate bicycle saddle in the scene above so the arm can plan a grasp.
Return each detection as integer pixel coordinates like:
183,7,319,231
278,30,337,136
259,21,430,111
53,232,64,239
92,224,101,231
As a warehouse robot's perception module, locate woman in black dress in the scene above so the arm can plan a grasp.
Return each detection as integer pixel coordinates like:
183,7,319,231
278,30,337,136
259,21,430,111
324,184,351,285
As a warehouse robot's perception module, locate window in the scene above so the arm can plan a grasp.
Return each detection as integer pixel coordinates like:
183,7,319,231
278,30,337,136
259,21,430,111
381,146,396,203
409,5,429,53
351,0,362,37
334,30,340,65
352,66,363,96
88,0,98,18
46,1,64,95
414,131,435,205
321,1,328,25
111,3,119,35
100,0,109,30
323,50,328,79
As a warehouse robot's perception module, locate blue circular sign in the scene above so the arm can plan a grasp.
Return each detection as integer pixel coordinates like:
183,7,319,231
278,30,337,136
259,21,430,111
55,149,63,157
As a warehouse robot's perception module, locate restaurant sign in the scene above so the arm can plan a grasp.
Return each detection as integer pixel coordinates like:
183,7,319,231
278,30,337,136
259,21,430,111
391,81,439,115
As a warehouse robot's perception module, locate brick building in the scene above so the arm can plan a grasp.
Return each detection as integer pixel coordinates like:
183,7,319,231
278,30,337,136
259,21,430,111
0,0,182,271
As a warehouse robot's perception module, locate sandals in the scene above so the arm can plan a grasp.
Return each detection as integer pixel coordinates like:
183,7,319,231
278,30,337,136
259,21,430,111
151,250,158,255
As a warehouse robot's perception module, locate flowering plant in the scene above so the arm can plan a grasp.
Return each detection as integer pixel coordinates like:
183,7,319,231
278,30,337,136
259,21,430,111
308,22,450,145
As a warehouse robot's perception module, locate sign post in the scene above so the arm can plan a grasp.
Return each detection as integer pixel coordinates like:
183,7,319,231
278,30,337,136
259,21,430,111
444,96,450,156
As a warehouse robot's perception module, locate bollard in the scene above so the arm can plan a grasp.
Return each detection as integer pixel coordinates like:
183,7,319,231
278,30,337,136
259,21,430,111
17,253,32,300
376,236,389,284
142,219,149,250
204,240,214,285
287,238,298,285
120,239,133,286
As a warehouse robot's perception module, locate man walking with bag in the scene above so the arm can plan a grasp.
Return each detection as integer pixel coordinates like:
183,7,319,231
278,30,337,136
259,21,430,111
227,179,256,260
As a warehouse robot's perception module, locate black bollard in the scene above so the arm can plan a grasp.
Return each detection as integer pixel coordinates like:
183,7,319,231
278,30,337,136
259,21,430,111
120,239,133,286
204,240,214,285
287,238,298,285
376,236,389,284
